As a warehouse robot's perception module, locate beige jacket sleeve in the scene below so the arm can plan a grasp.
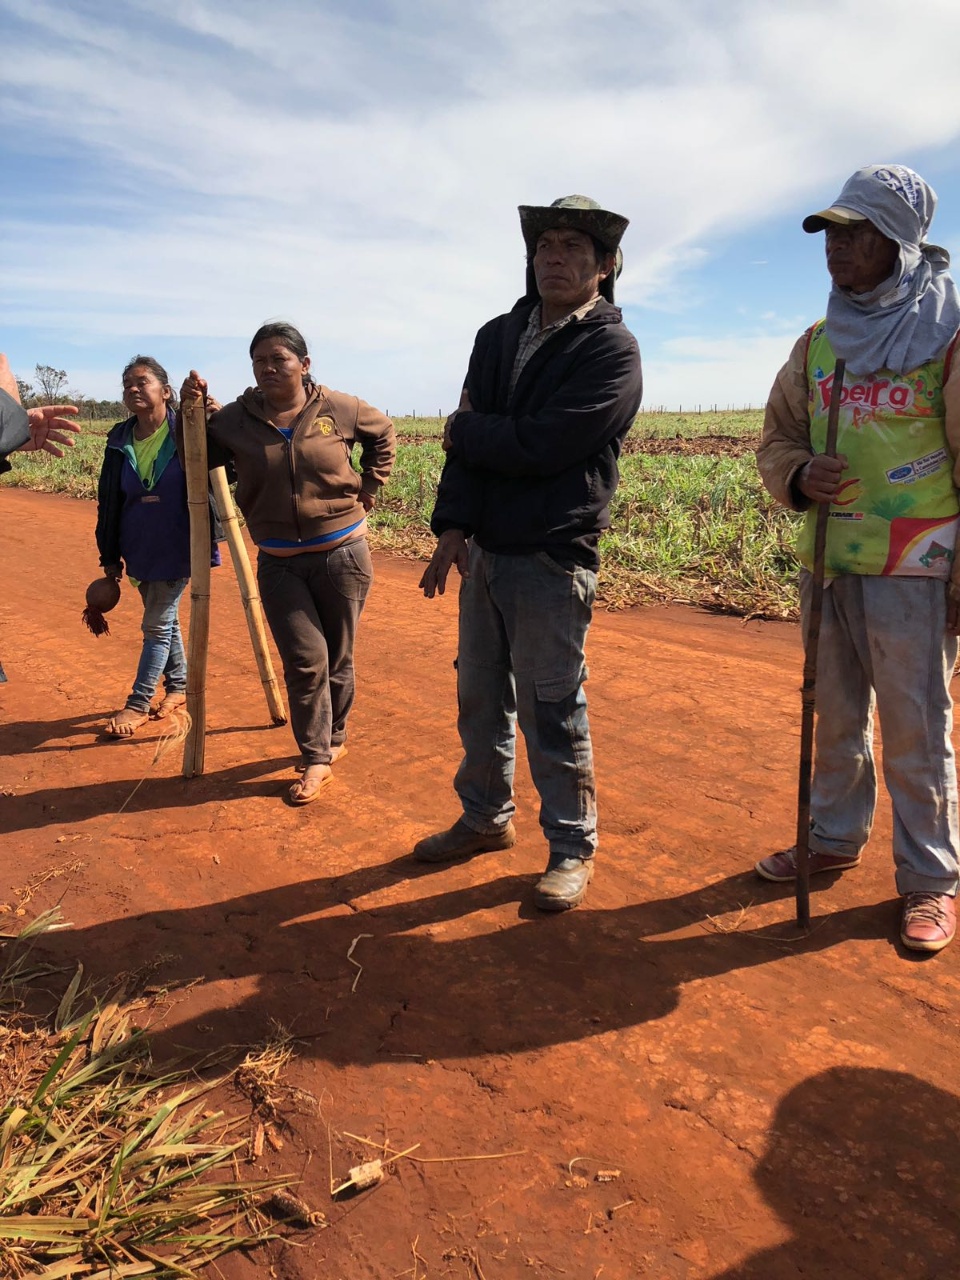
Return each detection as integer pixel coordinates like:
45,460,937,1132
755,330,814,512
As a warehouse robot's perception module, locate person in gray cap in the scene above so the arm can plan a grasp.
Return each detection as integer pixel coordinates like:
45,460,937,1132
756,164,960,953
416,195,642,910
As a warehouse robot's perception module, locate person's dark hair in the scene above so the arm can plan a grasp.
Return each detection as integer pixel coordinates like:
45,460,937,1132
248,322,314,387
588,234,615,268
248,322,307,360
122,355,176,408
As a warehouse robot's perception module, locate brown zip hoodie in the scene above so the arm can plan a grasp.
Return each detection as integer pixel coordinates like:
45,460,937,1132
206,383,395,547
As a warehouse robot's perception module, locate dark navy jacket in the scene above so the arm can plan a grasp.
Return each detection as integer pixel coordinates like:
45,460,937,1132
95,412,221,581
431,297,642,570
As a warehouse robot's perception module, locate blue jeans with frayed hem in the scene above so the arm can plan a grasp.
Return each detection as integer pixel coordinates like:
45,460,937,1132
126,578,188,713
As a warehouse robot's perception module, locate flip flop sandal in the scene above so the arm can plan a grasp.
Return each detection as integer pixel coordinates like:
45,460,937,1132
152,693,187,719
105,709,150,738
288,771,334,806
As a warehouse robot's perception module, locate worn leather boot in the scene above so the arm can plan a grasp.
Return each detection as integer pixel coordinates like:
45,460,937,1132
413,818,516,863
533,857,594,911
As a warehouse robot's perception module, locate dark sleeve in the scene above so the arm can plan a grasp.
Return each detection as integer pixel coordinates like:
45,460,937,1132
449,330,642,478
428,331,489,536
0,388,30,471
206,417,233,473
430,453,480,537
95,445,124,570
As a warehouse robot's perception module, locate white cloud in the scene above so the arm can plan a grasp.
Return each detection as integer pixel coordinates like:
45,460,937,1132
2,0,960,405
642,332,802,411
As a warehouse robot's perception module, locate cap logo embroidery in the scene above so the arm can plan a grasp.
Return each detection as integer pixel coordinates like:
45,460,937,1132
873,166,923,211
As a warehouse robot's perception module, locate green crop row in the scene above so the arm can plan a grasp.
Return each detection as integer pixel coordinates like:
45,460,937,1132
3,415,801,619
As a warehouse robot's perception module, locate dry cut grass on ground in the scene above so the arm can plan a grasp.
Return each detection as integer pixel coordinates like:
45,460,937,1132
0,907,304,1277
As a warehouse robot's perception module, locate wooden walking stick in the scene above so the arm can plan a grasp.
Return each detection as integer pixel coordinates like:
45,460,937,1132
181,393,212,777
209,465,287,725
795,357,846,928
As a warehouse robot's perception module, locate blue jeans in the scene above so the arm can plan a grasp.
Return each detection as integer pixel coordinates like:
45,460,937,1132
454,544,598,860
803,572,960,895
126,578,188,713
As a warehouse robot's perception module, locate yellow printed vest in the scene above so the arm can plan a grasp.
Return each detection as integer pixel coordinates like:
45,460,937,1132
799,321,959,578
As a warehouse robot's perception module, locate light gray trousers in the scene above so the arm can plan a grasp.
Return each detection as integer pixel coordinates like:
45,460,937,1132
802,572,959,896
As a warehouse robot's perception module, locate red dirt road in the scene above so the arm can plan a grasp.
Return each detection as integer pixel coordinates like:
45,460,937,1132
2,489,959,1279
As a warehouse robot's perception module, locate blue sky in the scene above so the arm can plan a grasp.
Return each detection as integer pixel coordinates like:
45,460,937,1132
3,0,960,412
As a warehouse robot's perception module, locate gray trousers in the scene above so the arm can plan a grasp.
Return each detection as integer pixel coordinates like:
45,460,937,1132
257,540,373,765
454,544,598,859
803,572,960,895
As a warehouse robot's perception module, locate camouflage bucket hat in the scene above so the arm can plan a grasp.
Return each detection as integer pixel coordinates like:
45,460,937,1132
518,194,629,263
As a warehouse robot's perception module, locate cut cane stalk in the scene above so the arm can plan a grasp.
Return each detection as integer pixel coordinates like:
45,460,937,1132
209,465,287,725
181,393,211,777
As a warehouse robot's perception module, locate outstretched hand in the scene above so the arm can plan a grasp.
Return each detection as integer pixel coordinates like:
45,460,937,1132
420,529,470,598
22,406,81,457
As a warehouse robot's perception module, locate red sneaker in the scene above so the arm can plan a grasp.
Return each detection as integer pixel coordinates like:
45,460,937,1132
755,847,861,883
900,893,956,954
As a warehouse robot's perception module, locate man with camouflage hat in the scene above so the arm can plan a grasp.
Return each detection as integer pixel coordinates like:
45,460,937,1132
416,195,643,910
756,164,960,953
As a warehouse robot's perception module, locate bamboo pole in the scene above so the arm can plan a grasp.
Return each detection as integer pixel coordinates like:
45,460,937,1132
209,465,287,725
181,395,212,777
795,357,846,928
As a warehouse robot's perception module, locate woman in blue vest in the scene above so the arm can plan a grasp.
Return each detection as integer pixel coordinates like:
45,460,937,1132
95,355,219,737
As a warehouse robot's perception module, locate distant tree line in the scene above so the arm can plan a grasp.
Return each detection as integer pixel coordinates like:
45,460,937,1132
15,364,125,420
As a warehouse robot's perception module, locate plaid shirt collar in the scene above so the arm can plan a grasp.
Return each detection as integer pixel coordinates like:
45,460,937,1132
509,294,601,397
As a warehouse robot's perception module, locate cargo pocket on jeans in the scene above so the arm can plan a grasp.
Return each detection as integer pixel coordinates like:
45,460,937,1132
534,664,586,703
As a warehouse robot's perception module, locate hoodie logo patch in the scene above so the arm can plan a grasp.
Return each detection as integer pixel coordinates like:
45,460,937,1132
315,416,335,435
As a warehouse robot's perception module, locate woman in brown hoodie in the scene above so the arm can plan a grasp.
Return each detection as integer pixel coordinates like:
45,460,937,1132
182,322,395,804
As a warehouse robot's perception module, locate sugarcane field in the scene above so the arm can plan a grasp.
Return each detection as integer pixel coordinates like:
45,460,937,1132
1,400,957,1278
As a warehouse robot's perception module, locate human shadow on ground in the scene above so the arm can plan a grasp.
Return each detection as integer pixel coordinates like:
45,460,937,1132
2,711,287,760
0,754,305,834
30,857,898,1068
2,711,104,756
707,1066,960,1280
